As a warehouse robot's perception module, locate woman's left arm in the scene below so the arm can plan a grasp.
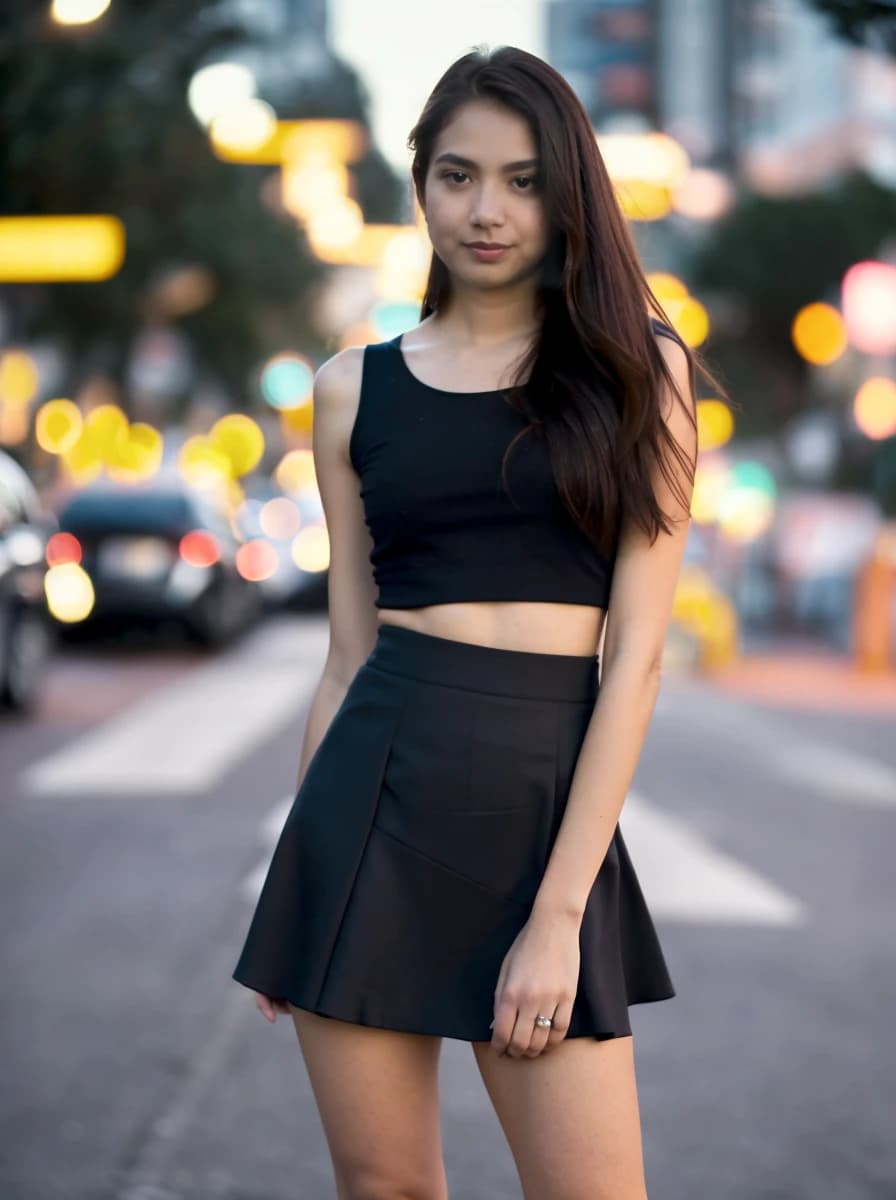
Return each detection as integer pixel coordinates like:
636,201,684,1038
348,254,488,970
533,332,699,924
490,334,699,1056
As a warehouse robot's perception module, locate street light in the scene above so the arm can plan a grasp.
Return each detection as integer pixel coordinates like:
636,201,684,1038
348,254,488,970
50,0,111,26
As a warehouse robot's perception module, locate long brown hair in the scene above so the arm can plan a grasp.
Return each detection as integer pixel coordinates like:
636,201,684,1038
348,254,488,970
407,44,733,558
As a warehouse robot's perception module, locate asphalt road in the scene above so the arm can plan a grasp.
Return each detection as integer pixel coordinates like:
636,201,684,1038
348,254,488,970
2,614,894,1200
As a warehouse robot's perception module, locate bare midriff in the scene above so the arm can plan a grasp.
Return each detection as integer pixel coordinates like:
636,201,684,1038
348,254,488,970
376,601,606,657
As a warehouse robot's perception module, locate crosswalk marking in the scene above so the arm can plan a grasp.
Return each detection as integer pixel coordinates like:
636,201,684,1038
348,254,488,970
241,793,294,902
242,788,807,928
21,619,327,797
620,791,806,926
764,742,896,807
658,683,896,809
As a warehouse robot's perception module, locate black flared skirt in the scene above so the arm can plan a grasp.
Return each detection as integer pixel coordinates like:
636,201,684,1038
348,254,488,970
231,623,675,1041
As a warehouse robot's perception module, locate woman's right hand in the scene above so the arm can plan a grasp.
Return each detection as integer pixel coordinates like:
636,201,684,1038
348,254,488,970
254,990,291,1023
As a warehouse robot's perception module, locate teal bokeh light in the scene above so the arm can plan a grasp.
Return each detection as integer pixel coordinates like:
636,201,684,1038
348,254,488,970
261,354,313,410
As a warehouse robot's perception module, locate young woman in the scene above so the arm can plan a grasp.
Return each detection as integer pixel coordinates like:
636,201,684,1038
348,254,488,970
233,44,728,1200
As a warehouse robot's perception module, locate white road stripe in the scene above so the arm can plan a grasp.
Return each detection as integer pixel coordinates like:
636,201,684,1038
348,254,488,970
620,791,806,926
22,619,327,797
764,742,896,807
660,683,896,809
241,792,294,902
243,788,806,927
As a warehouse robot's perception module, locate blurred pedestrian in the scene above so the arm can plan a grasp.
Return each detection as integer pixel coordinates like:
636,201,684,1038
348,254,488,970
233,43,725,1199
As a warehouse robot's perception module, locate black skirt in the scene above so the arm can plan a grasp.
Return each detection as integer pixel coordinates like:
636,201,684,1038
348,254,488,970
231,623,675,1041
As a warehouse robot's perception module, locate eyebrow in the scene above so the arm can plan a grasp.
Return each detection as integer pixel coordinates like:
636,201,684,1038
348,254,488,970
433,153,540,171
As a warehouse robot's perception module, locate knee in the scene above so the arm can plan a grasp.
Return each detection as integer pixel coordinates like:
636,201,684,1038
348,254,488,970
336,1164,447,1200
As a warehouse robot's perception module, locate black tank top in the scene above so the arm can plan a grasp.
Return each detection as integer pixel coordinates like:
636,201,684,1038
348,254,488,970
349,318,682,611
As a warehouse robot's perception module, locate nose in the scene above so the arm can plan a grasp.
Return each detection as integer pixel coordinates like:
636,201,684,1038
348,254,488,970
468,181,507,227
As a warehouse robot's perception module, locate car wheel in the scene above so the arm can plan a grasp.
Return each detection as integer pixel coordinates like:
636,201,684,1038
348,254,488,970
1,607,52,711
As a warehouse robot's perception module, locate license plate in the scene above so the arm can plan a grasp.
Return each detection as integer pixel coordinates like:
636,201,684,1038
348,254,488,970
98,536,175,579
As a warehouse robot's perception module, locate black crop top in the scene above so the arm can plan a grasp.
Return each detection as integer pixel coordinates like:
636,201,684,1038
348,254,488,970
349,318,682,610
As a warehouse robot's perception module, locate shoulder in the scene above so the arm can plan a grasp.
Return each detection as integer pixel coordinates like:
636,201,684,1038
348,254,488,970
646,319,693,419
313,344,366,410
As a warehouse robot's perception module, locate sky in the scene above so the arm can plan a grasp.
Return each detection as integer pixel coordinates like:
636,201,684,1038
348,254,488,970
330,0,544,173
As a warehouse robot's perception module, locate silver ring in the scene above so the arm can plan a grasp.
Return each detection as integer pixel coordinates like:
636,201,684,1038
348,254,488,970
534,1014,553,1028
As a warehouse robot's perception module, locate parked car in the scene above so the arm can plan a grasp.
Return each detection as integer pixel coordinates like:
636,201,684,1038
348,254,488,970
52,480,264,647
0,450,55,711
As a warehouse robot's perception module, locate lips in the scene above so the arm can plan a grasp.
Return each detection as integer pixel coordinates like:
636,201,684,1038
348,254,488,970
466,243,510,249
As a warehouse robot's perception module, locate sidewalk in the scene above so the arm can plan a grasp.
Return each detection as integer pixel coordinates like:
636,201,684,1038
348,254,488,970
698,635,896,715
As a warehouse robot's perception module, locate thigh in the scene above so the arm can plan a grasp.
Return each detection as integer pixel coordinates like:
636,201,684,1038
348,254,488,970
290,1004,449,1200
471,1034,647,1200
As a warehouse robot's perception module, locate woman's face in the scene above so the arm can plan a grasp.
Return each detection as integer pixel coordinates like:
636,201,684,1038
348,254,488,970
422,99,551,292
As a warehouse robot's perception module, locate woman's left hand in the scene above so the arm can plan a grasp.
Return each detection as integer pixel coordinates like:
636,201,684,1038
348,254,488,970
490,907,581,1057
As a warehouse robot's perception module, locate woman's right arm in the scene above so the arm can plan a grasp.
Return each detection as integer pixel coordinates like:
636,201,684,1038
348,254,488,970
293,345,380,792
253,345,379,1023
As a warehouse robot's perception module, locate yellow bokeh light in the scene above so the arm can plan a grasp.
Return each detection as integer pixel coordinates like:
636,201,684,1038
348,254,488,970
792,303,848,365
177,436,232,487
0,216,124,282
671,297,710,347
83,403,128,453
210,99,278,154
281,161,349,221
106,422,164,482
0,349,39,404
61,432,103,484
696,400,734,451
209,414,265,477
614,180,673,222
306,198,365,256
51,0,110,24
646,273,689,303
35,398,83,454
853,376,896,440
274,448,317,493
291,524,330,572
691,456,731,524
44,562,95,622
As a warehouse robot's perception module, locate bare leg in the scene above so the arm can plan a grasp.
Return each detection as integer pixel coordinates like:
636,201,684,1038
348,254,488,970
471,1033,647,1200
290,1004,449,1200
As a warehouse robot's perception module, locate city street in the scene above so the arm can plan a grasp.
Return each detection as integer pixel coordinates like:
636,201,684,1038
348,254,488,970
2,614,894,1200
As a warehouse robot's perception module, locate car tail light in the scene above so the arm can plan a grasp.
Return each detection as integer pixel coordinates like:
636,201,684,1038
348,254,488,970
46,531,82,566
179,529,220,568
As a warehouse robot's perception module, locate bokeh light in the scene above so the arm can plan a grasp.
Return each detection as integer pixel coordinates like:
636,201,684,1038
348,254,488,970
179,530,221,568
291,524,329,572
188,62,256,128
0,216,124,282
259,497,303,540
261,353,314,410
792,303,848,365
274,448,317,494
44,562,95,623
696,399,735,451
842,260,896,356
236,538,278,581
51,0,110,25
46,532,82,567
854,377,896,440
210,99,277,155
35,399,83,454
209,414,265,477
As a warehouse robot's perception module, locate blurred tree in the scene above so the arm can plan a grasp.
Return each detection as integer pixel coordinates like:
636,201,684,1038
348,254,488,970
690,171,895,436
805,1,896,55
0,1,404,413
